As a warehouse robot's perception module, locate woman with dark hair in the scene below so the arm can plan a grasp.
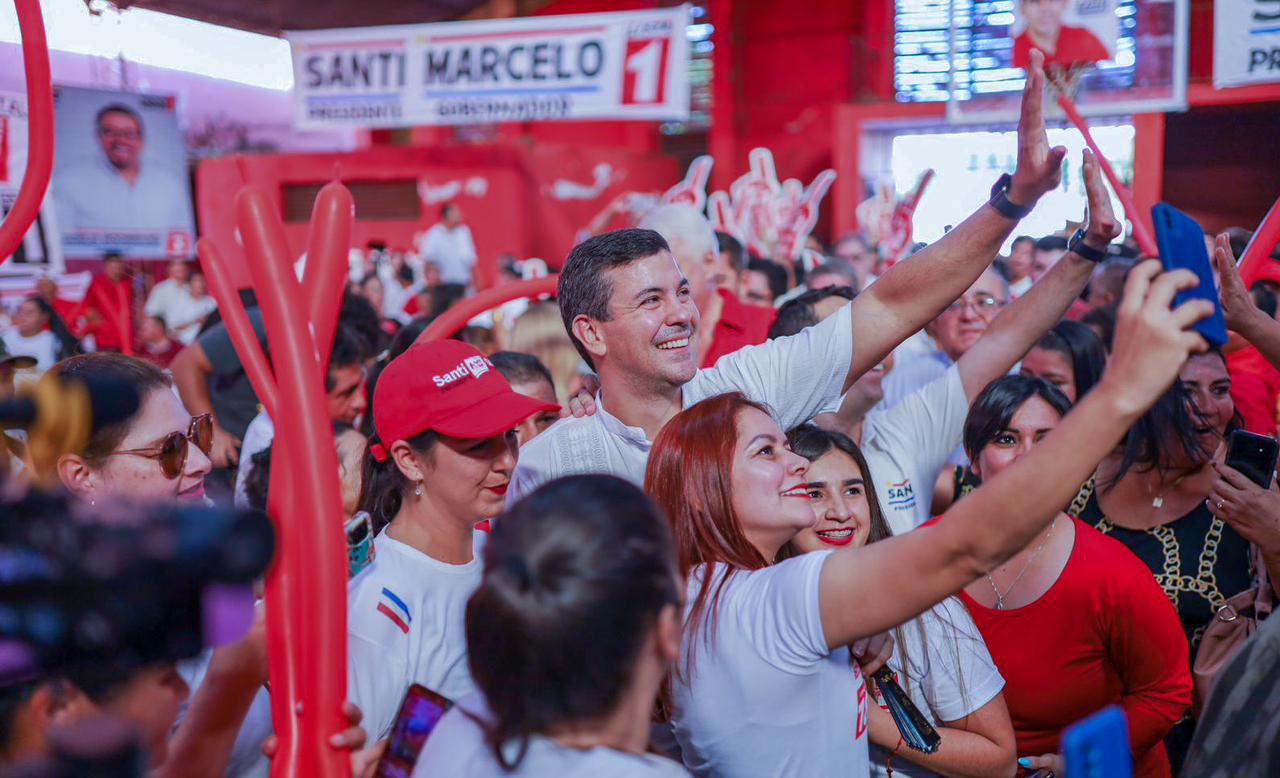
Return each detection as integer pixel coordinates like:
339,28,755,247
1073,347,1280,769
4,297,80,370
934,318,1109,512
1019,319,1107,403
949,375,1190,777
348,339,558,743
52,353,212,503
414,475,689,776
641,260,1208,777
786,424,1015,778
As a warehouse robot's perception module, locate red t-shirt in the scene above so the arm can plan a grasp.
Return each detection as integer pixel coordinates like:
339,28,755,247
1226,345,1280,436
701,288,778,368
1013,25,1111,69
934,517,1191,777
75,275,134,351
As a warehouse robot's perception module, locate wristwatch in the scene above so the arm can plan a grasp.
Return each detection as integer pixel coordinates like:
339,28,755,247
1066,228,1108,263
988,173,1032,220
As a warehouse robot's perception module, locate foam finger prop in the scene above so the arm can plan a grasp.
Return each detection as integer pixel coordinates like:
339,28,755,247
776,169,837,262
419,276,559,342
1055,95,1157,258
1238,194,1280,290
661,155,714,212
239,188,350,778
0,0,53,265
883,169,934,267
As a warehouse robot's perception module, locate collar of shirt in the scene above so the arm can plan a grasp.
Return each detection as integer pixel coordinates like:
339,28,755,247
594,392,653,449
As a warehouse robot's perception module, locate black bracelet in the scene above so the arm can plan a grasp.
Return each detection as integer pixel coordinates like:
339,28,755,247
1067,228,1108,263
988,173,1032,220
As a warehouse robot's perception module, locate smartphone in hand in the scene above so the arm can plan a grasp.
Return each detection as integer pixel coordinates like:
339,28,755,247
1225,429,1280,489
373,684,454,778
1152,203,1228,347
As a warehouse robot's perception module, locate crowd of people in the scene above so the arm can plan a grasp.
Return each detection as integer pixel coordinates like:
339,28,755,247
2,52,1279,778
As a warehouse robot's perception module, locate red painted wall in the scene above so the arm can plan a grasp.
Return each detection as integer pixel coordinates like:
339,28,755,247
195,143,676,289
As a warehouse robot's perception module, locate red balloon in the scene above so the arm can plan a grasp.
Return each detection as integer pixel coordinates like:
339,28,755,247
418,276,559,342
0,0,53,265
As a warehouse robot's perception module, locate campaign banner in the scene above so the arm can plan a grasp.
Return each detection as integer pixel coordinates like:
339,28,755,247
1010,0,1117,70
51,87,196,260
1215,0,1280,88
0,91,28,207
285,6,690,128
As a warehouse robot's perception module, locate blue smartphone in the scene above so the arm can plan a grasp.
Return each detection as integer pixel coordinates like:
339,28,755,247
1151,203,1228,347
1062,706,1132,778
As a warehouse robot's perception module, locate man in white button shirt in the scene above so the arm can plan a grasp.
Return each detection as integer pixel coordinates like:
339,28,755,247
419,203,477,290
510,54,1072,500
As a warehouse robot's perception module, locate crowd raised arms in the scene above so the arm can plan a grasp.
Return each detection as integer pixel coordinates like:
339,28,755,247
9,36,1280,778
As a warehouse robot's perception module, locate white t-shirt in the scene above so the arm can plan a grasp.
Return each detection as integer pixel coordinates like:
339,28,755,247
144,278,188,319
420,223,478,286
509,304,853,500
868,597,1005,778
233,411,275,509
861,365,970,535
672,551,870,778
415,693,691,777
175,650,273,778
2,330,59,371
1008,276,1033,298
348,530,486,741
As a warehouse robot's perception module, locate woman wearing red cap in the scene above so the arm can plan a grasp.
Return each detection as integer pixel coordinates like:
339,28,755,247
346,339,559,742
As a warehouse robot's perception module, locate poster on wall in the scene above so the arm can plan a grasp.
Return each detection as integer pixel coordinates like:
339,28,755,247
1,90,61,272
51,86,196,260
1215,0,1280,88
1010,0,1117,69
285,6,690,128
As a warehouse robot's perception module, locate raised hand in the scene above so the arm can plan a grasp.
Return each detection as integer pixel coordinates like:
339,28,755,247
1008,49,1067,207
1211,232,1262,333
1101,260,1213,416
1079,148,1121,249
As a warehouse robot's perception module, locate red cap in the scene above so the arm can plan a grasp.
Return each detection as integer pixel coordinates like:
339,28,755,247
372,340,559,444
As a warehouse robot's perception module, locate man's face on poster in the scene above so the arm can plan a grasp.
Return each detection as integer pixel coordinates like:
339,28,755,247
98,110,143,173
1022,0,1068,40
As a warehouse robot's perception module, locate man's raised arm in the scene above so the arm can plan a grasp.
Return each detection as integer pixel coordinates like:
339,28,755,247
845,49,1066,389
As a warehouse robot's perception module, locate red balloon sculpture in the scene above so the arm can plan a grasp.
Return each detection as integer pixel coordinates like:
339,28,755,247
196,182,353,778
418,276,559,342
0,0,53,264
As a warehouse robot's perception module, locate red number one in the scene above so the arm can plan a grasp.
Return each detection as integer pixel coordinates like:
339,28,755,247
622,38,669,105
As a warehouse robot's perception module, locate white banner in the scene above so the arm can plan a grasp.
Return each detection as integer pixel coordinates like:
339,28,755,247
1215,0,1280,88
285,7,690,128
0,91,29,206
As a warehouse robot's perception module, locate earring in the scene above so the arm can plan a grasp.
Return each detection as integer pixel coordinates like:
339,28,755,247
414,481,423,498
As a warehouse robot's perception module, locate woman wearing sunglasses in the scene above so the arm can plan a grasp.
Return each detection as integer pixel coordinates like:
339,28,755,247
349,339,559,743
53,353,213,503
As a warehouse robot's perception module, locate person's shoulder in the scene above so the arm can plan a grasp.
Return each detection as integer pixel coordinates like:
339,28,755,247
1070,518,1154,580
517,414,602,468
348,560,419,644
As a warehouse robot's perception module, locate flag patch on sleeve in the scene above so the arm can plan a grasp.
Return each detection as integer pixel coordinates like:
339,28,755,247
376,587,411,634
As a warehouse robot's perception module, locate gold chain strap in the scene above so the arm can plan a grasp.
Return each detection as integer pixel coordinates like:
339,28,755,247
1085,477,1227,610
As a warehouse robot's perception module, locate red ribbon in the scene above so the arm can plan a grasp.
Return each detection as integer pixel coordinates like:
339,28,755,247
369,442,388,463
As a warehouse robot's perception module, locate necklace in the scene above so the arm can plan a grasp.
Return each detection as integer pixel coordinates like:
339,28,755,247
1149,470,1197,509
985,517,1057,610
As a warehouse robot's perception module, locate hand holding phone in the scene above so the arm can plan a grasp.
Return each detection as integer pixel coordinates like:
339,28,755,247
1152,203,1228,347
374,684,453,778
1224,430,1279,490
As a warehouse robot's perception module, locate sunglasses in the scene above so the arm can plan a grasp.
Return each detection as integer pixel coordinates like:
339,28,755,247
109,414,214,479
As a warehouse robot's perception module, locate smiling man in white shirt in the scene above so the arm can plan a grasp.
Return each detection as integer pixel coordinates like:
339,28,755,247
419,202,477,289
509,52,1071,500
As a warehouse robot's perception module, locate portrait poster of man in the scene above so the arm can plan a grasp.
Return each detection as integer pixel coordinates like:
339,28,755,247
51,87,195,260
1011,0,1117,70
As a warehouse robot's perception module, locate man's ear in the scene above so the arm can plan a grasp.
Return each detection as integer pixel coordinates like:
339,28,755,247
572,315,608,365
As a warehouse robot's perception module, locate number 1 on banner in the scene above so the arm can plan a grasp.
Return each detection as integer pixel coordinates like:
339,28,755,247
623,38,669,105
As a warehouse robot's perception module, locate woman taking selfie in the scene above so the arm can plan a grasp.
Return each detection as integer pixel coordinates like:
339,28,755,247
414,475,689,777
348,339,559,742
644,261,1210,777
785,423,1015,778
949,375,1191,777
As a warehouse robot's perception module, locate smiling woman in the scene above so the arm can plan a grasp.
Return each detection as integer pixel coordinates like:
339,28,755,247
346,338,559,742
51,353,213,504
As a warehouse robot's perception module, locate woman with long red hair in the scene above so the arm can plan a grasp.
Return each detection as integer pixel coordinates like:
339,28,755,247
643,261,1213,777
